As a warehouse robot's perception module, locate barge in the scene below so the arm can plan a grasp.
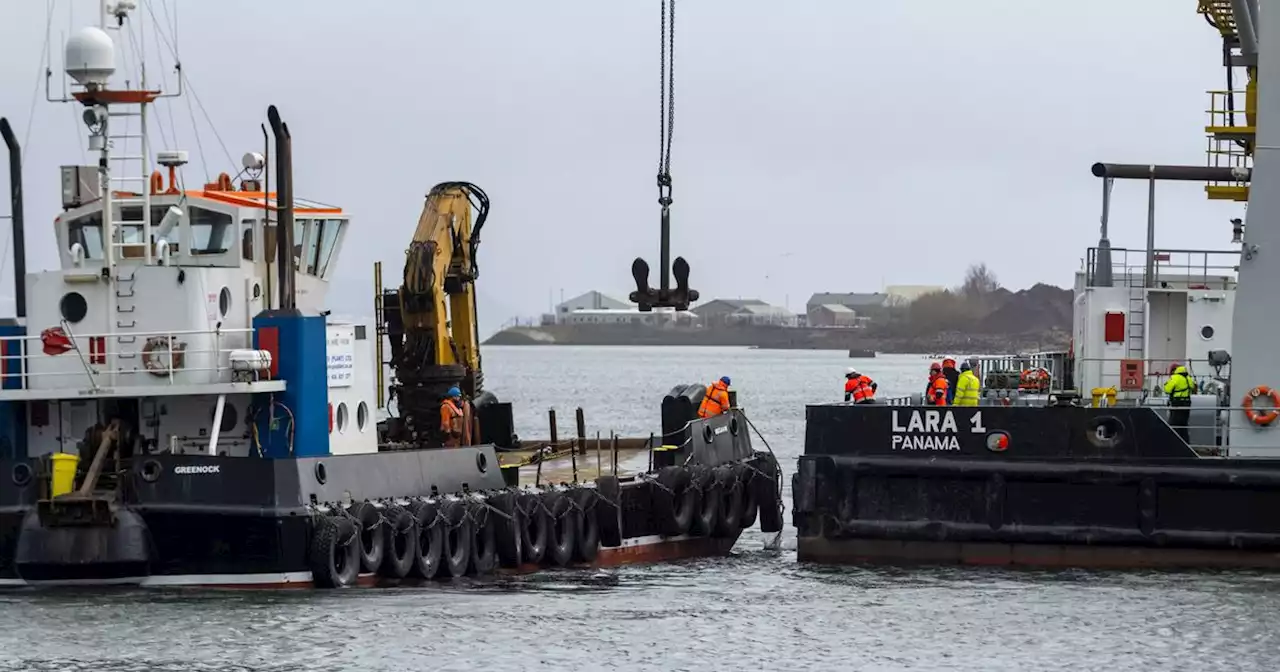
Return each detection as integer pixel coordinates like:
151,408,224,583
793,0,1280,569
0,7,782,589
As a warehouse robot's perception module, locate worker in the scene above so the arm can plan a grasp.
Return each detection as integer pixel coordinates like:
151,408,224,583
1163,364,1197,444
844,368,878,404
954,361,981,406
698,376,732,418
941,358,960,405
926,362,949,406
439,386,467,447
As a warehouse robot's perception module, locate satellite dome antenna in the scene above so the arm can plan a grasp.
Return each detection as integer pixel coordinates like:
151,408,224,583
63,26,116,90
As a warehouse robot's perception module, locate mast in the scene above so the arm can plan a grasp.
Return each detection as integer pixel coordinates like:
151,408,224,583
1229,0,1280,457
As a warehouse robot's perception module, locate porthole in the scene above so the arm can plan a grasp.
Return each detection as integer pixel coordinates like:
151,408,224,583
357,401,369,432
209,401,238,433
219,287,231,317
1200,324,1216,341
336,402,349,434
59,292,88,323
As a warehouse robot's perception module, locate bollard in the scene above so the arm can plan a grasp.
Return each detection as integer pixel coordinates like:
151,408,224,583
575,407,587,455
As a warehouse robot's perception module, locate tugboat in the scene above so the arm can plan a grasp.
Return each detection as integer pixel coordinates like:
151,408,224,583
0,4,782,588
792,0,1280,569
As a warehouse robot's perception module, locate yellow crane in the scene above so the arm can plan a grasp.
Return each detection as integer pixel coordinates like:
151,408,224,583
375,181,490,445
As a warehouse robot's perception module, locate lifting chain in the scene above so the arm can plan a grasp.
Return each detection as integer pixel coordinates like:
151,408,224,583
657,0,675,207
631,0,698,313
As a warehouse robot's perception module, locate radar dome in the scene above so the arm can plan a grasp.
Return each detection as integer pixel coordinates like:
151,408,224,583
64,27,116,87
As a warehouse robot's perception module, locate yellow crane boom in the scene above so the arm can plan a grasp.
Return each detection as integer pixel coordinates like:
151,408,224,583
378,181,490,445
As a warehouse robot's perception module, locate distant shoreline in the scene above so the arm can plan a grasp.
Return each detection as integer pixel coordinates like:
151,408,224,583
484,325,1069,355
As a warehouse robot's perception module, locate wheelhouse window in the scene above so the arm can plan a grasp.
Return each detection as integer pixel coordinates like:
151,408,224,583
241,219,256,262
189,206,233,255
117,205,173,246
310,218,344,277
293,218,307,270
66,213,105,259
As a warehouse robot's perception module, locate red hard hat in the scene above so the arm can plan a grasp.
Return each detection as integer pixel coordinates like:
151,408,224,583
942,358,956,368
930,362,942,372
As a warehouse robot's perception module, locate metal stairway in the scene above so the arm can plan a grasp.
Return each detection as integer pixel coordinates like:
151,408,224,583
1126,285,1146,363
1198,0,1239,41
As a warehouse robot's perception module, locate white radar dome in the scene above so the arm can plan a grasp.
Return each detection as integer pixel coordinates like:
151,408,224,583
64,26,116,87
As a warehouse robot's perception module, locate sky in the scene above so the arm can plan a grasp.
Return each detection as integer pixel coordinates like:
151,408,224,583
0,0,1249,337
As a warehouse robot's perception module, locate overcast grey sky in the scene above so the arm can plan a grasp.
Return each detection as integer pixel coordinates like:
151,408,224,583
0,1,1247,336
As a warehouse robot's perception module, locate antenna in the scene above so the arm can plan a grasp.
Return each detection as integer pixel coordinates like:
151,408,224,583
63,26,116,89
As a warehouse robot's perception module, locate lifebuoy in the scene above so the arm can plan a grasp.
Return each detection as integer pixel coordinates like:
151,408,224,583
1243,386,1280,427
142,335,186,377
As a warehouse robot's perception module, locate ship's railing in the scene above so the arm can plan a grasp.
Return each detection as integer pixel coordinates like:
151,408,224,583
1204,89,1253,202
971,352,1069,392
0,326,259,390
1074,356,1226,398
1085,247,1238,289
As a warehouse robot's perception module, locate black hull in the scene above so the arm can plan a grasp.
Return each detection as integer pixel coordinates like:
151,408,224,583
793,403,1280,570
0,410,782,587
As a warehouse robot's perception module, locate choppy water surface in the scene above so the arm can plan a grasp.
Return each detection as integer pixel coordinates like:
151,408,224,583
3,347,1279,671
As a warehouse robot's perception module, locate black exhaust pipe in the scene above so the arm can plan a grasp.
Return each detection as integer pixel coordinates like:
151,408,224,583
266,106,295,311
0,119,26,319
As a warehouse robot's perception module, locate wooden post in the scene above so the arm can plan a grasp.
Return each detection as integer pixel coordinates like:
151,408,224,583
647,432,655,473
534,448,544,487
548,408,558,447
575,407,587,455
571,437,579,484
596,430,602,478
611,432,619,475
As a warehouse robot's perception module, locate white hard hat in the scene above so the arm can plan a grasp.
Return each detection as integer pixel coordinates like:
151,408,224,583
845,367,857,376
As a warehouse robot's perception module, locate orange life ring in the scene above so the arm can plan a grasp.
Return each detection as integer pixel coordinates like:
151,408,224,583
1243,386,1280,427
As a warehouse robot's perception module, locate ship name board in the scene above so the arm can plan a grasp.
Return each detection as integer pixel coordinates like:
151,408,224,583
890,410,987,451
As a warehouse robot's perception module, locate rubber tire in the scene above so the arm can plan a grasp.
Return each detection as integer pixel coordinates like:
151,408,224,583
712,466,743,538
469,501,498,575
310,516,360,589
594,475,623,548
519,492,549,564
653,466,697,536
487,492,524,568
542,491,578,567
733,463,759,530
379,506,415,579
691,467,721,537
409,500,444,579
348,501,386,574
438,500,472,578
571,488,600,563
752,451,784,533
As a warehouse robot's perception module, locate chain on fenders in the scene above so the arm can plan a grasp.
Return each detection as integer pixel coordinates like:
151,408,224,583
630,0,699,312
